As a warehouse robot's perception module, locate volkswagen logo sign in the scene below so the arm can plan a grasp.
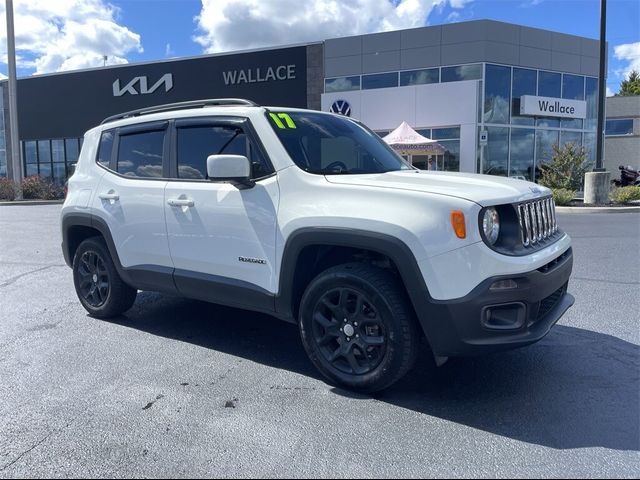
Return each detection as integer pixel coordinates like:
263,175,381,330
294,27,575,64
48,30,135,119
330,100,351,117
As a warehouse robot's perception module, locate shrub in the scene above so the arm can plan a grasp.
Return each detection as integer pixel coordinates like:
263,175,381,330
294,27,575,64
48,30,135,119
610,186,640,204
551,188,576,206
538,143,592,191
21,175,64,200
0,177,16,201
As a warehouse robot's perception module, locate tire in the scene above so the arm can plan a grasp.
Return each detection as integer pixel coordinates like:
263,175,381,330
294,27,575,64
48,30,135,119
299,262,420,393
72,237,137,318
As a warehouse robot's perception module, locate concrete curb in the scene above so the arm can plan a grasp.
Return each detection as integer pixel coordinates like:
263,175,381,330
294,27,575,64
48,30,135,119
556,205,640,214
0,200,64,206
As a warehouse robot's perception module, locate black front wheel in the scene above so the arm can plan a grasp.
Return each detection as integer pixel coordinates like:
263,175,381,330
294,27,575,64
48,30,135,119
299,263,419,393
73,237,137,318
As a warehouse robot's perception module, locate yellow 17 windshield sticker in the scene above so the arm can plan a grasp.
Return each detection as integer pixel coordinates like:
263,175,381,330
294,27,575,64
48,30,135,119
269,112,296,129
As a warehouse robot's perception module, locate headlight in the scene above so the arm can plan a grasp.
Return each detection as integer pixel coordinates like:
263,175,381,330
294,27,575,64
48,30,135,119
482,207,500,244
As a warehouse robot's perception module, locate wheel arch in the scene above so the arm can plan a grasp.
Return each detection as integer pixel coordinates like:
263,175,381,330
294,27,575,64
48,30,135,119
62,212,133,285
275,228,433,325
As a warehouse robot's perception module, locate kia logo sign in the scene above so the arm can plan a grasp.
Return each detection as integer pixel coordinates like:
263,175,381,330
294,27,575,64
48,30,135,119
330,100,351,117
113,73,174,97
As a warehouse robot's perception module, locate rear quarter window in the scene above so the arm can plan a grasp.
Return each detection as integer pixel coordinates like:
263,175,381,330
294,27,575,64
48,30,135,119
96,130,114,167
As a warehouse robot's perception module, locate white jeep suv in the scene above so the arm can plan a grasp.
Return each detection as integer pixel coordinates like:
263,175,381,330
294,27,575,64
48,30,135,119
61,99,574,392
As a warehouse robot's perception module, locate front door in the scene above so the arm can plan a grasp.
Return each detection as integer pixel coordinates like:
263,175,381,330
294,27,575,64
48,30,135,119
164,118,279,310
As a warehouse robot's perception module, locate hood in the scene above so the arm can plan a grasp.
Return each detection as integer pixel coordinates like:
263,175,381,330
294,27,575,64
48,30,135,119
324,170,551,206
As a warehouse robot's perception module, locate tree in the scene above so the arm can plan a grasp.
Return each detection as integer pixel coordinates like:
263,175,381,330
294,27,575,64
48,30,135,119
538,143,592,191
618,70,640,96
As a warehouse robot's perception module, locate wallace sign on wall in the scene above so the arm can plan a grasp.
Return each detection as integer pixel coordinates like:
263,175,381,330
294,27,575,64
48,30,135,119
520,95,587,119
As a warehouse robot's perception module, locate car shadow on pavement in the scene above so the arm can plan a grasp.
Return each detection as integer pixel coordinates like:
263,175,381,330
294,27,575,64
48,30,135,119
113,292,639,452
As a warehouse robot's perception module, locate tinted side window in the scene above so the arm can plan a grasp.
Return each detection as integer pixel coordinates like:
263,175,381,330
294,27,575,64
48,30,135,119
117,130,165,178
97,130,114,167
177,125,271,180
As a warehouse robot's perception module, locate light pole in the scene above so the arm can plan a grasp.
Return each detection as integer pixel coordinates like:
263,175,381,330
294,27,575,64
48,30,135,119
584,0,610,204
5,0,22,198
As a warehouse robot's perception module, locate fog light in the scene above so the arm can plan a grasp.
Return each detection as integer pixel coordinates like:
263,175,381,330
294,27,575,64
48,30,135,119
482,303,526,330
490,279,518,291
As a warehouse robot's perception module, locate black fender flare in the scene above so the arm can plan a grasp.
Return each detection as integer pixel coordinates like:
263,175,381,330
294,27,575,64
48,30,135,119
274,227,431,318
62,212,129,280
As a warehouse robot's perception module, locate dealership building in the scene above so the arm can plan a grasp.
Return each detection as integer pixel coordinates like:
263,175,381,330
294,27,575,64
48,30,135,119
1,19,637,185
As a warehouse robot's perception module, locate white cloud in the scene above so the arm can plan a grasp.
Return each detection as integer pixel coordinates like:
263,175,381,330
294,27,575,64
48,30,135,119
194,0,473,54
0,0,143,75
606,86,615,97
0,72,6,79
165,43,175,57
447,11,461,22
614,41,640,79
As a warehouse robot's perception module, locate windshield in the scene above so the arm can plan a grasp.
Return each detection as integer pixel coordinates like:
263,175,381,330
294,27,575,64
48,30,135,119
267,111,414,175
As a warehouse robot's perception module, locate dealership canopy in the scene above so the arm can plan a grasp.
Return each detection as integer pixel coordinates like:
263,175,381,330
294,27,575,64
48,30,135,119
382,122,446,155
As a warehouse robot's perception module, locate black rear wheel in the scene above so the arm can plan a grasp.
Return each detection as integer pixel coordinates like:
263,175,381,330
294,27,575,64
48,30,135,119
299,263,419,393
73,237,137,318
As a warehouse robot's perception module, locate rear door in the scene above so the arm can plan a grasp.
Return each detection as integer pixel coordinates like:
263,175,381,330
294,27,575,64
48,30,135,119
164,117,279,310
92,121,173,280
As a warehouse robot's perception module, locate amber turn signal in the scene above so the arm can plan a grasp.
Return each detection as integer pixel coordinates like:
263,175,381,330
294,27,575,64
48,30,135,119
450,211,466,239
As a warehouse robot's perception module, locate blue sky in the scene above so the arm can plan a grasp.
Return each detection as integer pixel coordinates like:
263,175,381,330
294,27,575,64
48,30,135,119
1,0,639,94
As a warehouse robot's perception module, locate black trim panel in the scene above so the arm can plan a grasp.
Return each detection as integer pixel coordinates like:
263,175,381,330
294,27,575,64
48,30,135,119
173,269,275,314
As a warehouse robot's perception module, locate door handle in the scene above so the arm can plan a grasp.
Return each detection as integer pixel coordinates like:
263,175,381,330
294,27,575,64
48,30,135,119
98,191,119,201
167,198,195,208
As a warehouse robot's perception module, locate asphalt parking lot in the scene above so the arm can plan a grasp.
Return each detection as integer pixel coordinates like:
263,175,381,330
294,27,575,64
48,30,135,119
0,204,638,478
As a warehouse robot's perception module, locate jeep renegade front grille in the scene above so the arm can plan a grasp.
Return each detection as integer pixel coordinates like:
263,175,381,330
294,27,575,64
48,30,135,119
515,197,557,247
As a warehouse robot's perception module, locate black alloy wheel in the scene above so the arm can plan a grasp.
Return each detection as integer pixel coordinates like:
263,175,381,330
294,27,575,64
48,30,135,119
299,262,419,393
77,250,110,308
73,237,137,318
311,287,387,375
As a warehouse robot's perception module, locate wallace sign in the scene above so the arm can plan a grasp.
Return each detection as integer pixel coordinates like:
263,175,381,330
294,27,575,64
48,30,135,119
223,65,296,85
520,95,587,119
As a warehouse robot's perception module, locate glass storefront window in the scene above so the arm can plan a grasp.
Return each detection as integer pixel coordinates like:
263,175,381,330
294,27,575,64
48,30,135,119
512,68,536,126
65,139,79,164
560,130,582,148
509,128,535,181
562,74,585,100
438,139,460,172
25,141,37,164
362,72,399,90
441,64,482,82
53,162,66,185
52,139,65,163
325,76,361,92
483,127,509,176
484,64,511,124
37,140,51,176
0,150,6,177
585,77,598,131
537,71,561,128
561,74,584,129
605,119,634,136
431,127,461,139
400,68,439,86
583,132,596,163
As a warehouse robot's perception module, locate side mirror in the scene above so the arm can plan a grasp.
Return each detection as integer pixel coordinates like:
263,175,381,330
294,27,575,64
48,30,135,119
206,154,254,188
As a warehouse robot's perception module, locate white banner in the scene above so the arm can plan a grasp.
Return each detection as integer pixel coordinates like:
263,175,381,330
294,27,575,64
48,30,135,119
520,95,587,119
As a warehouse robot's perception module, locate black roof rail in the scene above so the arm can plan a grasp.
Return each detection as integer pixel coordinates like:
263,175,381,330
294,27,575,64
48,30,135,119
100,98,260,125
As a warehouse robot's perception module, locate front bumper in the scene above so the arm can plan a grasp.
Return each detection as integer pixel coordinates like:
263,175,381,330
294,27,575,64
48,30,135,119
415,247,574,357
